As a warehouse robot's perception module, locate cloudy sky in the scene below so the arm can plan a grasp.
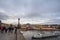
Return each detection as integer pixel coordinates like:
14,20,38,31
0,0,60,24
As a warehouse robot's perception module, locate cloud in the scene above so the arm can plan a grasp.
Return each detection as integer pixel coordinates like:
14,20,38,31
46,18,60,24
0,0,60,24
0,12,9,20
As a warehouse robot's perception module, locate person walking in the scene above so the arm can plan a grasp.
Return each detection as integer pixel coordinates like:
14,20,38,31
8,24,14,33
5,26,8,33
1,25,5,33
15,26,17,34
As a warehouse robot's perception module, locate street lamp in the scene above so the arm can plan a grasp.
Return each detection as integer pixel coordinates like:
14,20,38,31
0,20,1,24
18,18,21,29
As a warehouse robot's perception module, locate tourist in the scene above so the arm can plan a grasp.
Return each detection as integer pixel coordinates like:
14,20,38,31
15,26,17,34
1,25,5,33
8,24,14,33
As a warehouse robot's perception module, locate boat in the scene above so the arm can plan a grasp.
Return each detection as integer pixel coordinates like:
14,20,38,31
32,32,60,39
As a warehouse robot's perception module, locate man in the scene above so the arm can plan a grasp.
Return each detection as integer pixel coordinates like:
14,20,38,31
8,24,14,33
15,26,17,34
1,24,5,33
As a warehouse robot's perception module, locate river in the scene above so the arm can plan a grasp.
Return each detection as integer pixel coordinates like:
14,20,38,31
20,30,60,40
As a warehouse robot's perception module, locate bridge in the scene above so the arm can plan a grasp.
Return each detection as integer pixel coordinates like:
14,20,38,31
0,29,25,40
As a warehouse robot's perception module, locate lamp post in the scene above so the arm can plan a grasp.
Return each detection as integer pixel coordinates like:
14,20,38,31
16,18,20,40
18,18,21,29
0,20,1,24
0,20,2,27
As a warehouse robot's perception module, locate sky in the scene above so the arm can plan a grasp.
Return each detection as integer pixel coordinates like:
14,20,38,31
0,0,60,24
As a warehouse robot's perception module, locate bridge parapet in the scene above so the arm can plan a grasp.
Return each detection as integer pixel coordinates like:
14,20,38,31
16,29,25,40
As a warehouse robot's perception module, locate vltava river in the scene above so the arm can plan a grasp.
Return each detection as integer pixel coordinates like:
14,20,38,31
21,30,60,40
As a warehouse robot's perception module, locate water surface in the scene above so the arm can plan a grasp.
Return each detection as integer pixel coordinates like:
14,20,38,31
21,30,60,40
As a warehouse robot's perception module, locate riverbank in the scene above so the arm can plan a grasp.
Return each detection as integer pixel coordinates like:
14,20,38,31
20,29,60,31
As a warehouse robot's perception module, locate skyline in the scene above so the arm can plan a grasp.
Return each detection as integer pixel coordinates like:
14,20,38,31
0,0,60,24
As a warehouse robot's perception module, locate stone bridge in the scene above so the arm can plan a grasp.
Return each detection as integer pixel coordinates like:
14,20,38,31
0,29,25,40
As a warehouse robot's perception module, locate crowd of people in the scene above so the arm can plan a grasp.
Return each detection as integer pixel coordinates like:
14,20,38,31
0,24,17,33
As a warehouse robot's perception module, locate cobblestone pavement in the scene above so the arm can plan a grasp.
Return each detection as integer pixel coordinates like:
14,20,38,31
0,32,16,40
